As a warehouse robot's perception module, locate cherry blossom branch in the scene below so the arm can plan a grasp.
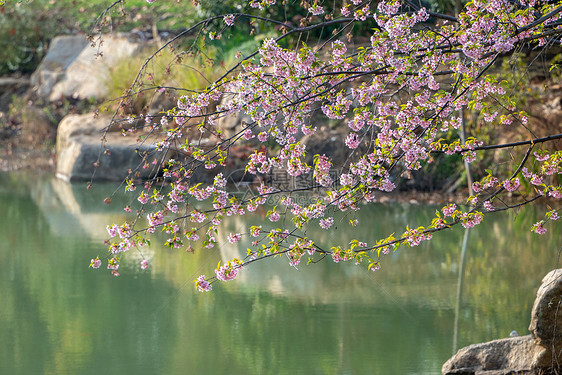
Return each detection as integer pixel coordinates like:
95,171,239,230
91,0,562,287
513,5,562,37
434,133,562,154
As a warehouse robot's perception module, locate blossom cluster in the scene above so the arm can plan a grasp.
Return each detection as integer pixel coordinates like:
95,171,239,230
90,0,562,289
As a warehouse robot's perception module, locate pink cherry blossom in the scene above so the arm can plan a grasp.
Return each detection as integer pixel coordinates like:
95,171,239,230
107,224,118,238
227,233,242,244
196,275,212,292
503,178,520,192
460,212,483,229
319,217,334,229
90,258,102,269
309,5,324,15
223,14,235,26
483,200,495,212
442,204,456,217
547,210,560,221
532,221,547,235
269,211,280,222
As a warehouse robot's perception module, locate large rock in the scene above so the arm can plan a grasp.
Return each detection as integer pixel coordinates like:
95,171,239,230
529,269,562,368
215,94,257,147
443,269,562,375
442,335,545,374
216,102,254,141
301,126,350,167
31,34,143,101
56,114,165,182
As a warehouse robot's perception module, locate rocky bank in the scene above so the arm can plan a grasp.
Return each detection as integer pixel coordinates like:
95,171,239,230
1,33,561,189
1,33,146,175
443,269,562,375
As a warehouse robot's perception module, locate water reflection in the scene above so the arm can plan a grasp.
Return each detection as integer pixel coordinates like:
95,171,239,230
0,172,560,375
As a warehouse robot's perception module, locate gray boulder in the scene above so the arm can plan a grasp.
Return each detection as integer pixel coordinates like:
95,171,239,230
529,269,562,368
442,335,545,374
31,34,143,101
216,94,255,143
31,36,88,99
56,114,164,182
301,127,350,167
443,269,562,374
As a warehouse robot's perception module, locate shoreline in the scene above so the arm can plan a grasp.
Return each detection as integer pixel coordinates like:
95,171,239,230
0,149,491,207
0,142,552,209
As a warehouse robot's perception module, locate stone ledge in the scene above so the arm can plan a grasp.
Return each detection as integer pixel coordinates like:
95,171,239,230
443,270,562,375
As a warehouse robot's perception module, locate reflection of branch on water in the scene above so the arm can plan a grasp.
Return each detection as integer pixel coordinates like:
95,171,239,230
453,227,471,354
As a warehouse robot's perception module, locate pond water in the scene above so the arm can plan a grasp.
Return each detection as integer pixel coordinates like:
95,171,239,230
1,172,560,375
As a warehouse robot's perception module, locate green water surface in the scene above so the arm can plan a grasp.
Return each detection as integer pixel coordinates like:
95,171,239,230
0,172,560,375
